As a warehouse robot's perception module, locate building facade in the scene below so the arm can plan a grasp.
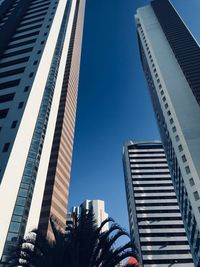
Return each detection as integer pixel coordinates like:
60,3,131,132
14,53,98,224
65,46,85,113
0,0,85,261
123,141,194,267
135,1,200,265
67,200,109,232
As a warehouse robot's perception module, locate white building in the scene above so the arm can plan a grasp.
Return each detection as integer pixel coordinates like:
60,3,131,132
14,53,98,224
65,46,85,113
0,0,85,261
68,200,109,232
123,141,194,267
135,1,200,266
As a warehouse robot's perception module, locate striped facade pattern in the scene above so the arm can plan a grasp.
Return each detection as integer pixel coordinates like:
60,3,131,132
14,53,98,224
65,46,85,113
0,0,61,260
135,2,200,266
0,0,59,182
38,0,85,237
151,0,200,106
123,141,194,267
0,0,85,260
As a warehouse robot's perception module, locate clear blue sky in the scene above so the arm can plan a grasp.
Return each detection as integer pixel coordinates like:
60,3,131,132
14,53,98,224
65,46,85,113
68,0,199,233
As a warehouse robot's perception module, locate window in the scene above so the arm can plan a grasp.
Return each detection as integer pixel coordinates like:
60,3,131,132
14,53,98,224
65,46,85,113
29,72,34,78
0,67,25,78
0,93,15,103
11,120,17,128
0,79,20,90
24,86,29,92
18,188,28,197
7,232,18,242
0,57,29,68
194,191,200,201
16,197,26,206
172,126,176,132
33,61,38,65
159,84,162,89
18,102,24,109
9,222,20,233
175,135,180,141
170,118,174,124
12,215,22,223
162,96,166,102
161,90,164,95
2,143,10,152
185,166,191,174
189,178,195,187
14,206,24,216
182,155,187,162
164,103,168,109
167,110,171,116
2,47,33,58
37,50,41,54
178,144,183,152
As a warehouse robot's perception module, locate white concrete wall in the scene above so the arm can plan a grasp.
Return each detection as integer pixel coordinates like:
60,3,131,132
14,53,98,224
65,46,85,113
25,0,79,234
136,5,200,231
0,0,76,257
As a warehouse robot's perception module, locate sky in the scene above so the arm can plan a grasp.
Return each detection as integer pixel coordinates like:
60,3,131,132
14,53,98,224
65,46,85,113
68,0,199,235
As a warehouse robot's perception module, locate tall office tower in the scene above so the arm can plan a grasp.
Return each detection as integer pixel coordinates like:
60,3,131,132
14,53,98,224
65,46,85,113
123,141,194,267
135,1,200,265
67,200,109,231
0,0,85,261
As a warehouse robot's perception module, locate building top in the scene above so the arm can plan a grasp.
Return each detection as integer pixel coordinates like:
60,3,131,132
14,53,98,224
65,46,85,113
68,199,109,232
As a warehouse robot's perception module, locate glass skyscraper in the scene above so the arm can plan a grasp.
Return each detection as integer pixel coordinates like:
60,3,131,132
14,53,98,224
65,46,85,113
135,1,200,265
0,0,85,262
123,141,193,267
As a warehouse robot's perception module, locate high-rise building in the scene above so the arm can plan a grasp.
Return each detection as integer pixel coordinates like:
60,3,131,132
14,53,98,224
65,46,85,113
135,1,200,265
0,0,85,261
123,141,194,267
67,200,109,232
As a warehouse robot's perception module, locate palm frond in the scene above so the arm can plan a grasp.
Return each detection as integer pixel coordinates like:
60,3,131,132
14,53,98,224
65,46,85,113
10,207,139,267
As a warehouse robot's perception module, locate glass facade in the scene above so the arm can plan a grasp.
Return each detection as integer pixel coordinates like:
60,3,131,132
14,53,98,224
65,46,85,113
138,30,200,266
1,0,73,260
151,0,200,106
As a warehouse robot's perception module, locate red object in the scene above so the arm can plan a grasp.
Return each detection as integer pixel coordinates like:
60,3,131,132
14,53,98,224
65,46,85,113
126,257,142,266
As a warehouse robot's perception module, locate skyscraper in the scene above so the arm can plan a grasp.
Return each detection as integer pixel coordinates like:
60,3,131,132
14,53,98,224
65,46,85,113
123,141,194,267
135,1,200,265
0,0,85,261
67,200,109,232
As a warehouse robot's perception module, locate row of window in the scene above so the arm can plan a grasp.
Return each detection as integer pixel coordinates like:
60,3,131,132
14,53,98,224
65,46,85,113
4,0,69,251
154,59,200,203
0,0,56,135
139,24,200,205
0,0,58,198
138,22,200,264
0,0,20,28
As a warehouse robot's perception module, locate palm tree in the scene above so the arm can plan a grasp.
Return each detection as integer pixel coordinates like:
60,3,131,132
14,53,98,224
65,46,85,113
7,208,139,267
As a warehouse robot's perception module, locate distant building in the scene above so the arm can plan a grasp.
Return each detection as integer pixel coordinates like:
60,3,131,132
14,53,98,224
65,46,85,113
123,141,194,266
67,200,109,231
135,1,200,265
